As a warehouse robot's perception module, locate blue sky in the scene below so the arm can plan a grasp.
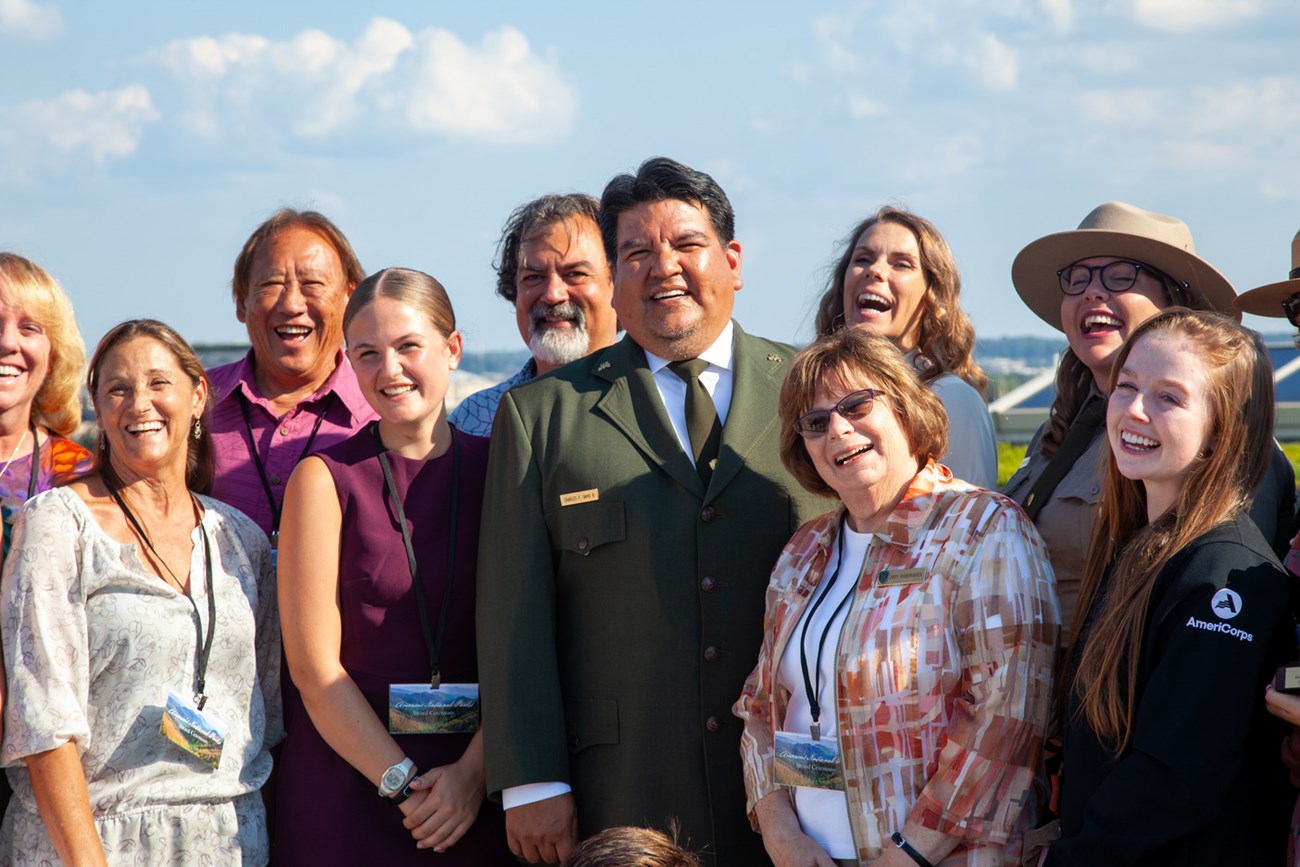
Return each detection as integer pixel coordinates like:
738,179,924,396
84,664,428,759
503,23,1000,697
2,0,1298,361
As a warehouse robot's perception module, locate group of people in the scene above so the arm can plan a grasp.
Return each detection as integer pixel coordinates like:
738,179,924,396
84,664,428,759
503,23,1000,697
0,155,1297,867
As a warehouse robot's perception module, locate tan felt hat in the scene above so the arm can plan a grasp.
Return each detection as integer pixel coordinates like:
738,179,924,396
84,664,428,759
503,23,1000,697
1011,201,1239,331
1234,230,1300,318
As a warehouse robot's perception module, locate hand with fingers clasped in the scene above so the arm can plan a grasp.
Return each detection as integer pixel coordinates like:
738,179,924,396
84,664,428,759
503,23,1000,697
397,750,487,852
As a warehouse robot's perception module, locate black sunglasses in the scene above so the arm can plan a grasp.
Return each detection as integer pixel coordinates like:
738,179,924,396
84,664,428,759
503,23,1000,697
794,389,881,439
1282,294,1300,328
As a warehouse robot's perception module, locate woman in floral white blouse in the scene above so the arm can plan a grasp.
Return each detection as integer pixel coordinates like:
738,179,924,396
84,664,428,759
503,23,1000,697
736,328,1060,867
0,320,281,866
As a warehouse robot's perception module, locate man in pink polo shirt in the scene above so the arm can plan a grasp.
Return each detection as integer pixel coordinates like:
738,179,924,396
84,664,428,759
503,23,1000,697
207,209,377,543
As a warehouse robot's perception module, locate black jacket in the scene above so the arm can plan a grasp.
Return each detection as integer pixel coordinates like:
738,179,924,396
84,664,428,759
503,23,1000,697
1048,513,1295,866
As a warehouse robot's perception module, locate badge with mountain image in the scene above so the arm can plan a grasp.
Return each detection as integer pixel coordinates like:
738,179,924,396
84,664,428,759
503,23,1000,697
388,683,481,734
774,730,845,791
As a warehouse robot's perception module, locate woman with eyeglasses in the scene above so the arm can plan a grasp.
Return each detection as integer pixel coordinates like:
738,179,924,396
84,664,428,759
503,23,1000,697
1002,202,1295,632
736,328,1060,867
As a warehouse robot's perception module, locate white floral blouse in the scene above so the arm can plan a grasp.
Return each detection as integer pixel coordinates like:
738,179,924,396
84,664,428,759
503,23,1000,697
0,487,283,866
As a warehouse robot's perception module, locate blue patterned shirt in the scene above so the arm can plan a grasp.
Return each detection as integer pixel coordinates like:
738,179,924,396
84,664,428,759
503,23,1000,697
448,359,536,438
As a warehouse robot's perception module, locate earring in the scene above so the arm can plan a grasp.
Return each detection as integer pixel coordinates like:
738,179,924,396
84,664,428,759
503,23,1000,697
97,430,107,452
192,418,202,441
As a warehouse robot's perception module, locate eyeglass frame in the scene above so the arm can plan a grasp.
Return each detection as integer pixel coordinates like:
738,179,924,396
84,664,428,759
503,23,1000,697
1057,259,1192,307
793,388,882,439
1281,293,1300,329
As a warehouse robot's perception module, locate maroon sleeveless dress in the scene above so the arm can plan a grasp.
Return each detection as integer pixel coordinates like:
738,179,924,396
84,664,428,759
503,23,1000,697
273,425,512,865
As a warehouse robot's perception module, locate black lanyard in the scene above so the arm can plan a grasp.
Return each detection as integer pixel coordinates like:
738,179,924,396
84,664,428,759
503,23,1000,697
106,480,217,710
798,513,857,740
24,419,38,499
374,422,459,689
236,390,334,537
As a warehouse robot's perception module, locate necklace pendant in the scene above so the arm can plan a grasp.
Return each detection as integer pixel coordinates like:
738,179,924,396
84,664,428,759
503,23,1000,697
810,721,820,741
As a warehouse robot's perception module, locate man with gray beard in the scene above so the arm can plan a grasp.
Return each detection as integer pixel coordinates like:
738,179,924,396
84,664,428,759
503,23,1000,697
450,193,619,436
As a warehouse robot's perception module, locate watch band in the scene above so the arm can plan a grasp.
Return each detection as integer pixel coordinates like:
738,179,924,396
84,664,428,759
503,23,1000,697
389,776,419,806
891,832,936,867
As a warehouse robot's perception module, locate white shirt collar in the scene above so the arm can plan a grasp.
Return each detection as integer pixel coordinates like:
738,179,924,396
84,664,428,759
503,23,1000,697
643,320,735,373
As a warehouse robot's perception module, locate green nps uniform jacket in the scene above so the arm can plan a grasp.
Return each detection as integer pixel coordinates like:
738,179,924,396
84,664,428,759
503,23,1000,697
477,325,828,867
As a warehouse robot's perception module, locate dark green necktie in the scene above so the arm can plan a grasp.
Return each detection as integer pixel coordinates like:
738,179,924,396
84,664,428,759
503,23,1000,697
668,358,722,486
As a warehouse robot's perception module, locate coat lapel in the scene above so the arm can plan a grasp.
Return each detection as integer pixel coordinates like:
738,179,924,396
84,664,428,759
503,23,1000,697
593,336,706,497
707,323,787,502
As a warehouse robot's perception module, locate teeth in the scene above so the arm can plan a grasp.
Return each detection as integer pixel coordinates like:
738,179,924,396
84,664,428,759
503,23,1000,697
276,326,311,336
1084,314,1122,330
381,385,415,397
834,444,872,465
0,365,20,376
126,421,164,433
651,289,688,301
1121,430,1159,448
856,291,892,312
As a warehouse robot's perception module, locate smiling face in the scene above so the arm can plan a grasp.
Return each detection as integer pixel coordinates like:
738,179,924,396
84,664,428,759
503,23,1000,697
94,336,206,484
0,286,51,426
346,295,462,430
238,225,352,398
514,217,618,374
1061,256,1169,389
612,199,742,361
1107,331,1213,520
841,220,929,352
803,378,919,532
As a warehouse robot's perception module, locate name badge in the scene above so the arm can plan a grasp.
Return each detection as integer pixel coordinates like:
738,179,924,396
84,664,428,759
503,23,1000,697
560,488,599,507
878,568,927,587
389,683,480,734
161,690,226,770
773,730,845,791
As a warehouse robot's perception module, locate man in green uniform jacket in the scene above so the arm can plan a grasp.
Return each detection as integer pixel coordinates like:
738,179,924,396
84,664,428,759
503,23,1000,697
477,157,828,867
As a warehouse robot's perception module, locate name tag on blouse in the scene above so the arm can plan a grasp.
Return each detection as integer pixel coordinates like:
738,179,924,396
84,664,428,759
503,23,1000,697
878,568,927,587
773,730,845,791
388,683,481,734
161,690,226,770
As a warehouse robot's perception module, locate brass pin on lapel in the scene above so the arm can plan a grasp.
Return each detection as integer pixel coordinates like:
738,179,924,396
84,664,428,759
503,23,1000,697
596,361,611,371
767,354,781,362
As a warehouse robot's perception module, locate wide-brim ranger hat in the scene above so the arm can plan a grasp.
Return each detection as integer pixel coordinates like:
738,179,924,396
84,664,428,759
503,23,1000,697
1234,230,1300,318
1011,201,1239,331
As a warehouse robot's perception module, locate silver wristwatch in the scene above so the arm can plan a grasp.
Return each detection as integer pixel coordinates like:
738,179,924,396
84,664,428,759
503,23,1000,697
377,757,417,799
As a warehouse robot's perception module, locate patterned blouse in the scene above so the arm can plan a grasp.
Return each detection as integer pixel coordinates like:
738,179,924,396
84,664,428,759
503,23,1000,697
0,487,283,866
736,462,1061,866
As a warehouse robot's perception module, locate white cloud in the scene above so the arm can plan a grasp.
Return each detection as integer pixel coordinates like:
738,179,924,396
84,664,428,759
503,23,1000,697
0,0,61,40
966,33,1019,91
146,18,576,145
0,86,158,181
1129,0,1261,32
1040,0,1075,33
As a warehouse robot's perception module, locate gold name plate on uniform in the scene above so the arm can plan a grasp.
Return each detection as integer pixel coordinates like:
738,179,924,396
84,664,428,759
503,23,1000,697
560,488,599,507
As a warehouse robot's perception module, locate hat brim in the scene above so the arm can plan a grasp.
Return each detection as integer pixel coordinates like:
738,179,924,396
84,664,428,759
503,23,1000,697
1234,278,1300,318
1011,228,1240,332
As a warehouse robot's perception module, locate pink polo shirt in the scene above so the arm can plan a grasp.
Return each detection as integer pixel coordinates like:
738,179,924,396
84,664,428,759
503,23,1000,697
207,351,377,536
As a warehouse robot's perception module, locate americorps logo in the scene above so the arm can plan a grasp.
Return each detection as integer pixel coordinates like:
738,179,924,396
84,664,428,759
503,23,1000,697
1184,587,1253,641
1212,588,1243,620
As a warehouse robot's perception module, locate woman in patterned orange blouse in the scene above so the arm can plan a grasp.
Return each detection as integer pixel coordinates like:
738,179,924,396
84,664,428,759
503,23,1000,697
736,328,1060,867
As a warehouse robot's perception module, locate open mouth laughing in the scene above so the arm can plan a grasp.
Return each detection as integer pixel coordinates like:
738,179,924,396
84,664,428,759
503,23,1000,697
855,290,892,315
1119,430,1159,451
834,443,874,465
1081,311,1123,336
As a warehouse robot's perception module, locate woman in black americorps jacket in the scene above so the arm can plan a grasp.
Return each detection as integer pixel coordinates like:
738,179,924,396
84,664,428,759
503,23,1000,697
1046,309,1293,866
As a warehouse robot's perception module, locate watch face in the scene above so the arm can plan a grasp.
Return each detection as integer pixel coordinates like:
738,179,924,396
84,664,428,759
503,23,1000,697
382,766,406,791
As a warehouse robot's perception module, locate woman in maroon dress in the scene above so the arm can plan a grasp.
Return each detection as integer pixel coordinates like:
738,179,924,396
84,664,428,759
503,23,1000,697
275,268,511,864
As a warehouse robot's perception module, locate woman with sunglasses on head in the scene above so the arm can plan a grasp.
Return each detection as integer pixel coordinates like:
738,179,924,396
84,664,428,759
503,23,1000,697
813,207,997,488
736,328,1059,867
1003,202,1295,632
1046,309,1293,866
